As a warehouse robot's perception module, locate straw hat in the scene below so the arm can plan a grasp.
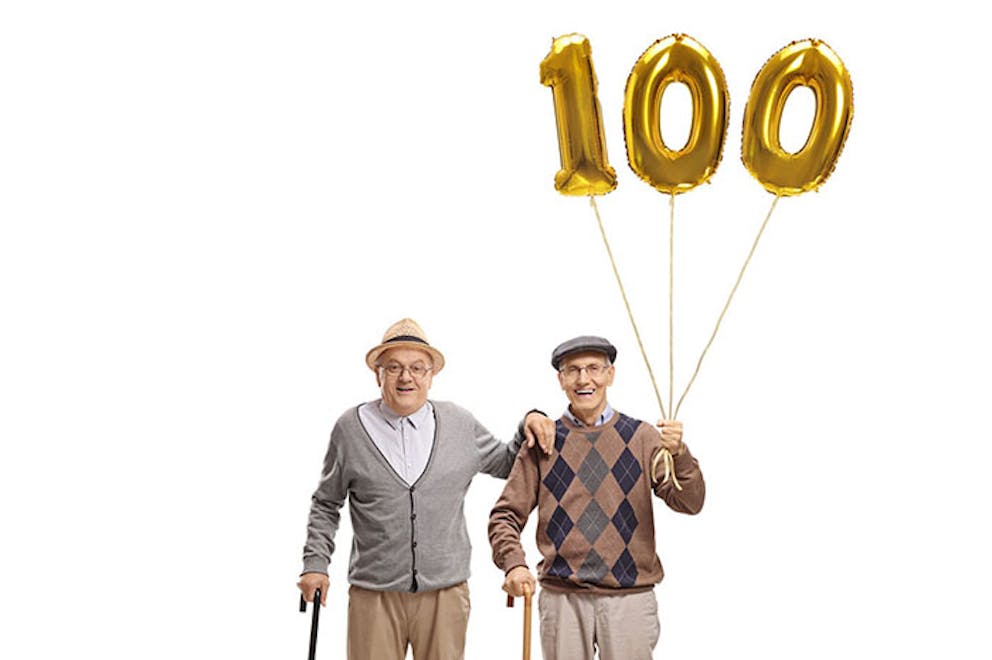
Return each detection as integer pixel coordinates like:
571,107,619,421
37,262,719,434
365,318,446,374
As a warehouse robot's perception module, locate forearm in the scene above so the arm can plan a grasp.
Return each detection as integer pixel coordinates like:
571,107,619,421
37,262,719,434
488,504,528,573
302,428,348,573
301,496,342,573
488,450,540,572
654,446,705,514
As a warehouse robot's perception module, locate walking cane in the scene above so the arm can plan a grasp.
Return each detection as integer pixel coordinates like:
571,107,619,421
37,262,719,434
299,588,321,660
505,586,533,660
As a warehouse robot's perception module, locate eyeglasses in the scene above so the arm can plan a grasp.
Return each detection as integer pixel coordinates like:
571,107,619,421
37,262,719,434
379,362,433,378
559,363,610,380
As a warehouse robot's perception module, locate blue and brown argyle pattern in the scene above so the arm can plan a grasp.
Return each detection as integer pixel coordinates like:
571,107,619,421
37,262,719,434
489,410,705,593
538,414,658,588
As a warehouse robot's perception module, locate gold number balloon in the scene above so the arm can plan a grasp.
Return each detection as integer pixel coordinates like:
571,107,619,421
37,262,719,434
742,39,854,195
540,34,617,196
623,34,729,195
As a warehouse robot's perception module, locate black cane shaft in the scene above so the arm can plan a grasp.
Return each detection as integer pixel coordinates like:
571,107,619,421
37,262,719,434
307,588,321,660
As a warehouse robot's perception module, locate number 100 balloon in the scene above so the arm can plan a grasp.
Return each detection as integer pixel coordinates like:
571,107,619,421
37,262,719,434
540,34,854,197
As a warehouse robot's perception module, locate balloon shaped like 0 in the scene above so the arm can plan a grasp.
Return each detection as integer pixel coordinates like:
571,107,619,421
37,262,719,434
540,34,617,196
742,39,854,195
623,34,729,195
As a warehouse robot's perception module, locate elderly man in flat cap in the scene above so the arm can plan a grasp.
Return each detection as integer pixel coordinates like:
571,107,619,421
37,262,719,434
488,336,706,660
297,318,554,660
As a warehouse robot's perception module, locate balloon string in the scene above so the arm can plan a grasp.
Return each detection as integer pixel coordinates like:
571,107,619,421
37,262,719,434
589,195,667,421
658,192,681,490
668,192,675,419
662,194,684,488
674,194,781,419
650,446,681,491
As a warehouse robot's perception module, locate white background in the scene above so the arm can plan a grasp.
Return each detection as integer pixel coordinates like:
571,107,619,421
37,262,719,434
2,1,989,658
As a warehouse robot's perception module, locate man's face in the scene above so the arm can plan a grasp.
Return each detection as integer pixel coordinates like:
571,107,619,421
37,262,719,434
376,347,435,416
557,351,614,421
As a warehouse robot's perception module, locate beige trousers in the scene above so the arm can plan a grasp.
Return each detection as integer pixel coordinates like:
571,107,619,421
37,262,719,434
538,588,660,660
346,582,471,660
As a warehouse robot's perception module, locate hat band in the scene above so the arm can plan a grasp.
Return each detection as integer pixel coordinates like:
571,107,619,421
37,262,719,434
384,335,428,345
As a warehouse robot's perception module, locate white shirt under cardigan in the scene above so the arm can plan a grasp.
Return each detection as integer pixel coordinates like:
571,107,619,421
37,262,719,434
358,400,435,485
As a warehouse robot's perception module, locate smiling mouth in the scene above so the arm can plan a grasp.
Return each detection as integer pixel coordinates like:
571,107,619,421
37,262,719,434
574,389,595,396
397,386,416,393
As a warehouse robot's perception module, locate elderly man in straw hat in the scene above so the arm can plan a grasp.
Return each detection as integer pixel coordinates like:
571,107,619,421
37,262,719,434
488,335,706,660
297,318,554,660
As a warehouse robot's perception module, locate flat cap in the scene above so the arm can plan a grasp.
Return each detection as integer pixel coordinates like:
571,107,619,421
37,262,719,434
551,335,617,370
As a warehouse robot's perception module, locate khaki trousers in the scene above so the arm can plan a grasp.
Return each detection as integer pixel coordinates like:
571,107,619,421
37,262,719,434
538,588,660,660
346,582,471,660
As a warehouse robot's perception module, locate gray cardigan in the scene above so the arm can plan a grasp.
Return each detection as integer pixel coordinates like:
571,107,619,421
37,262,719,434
302,400,525,592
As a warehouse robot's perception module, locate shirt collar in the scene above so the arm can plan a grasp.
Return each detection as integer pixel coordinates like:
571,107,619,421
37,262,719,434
564,402,614,428
377,399,433,430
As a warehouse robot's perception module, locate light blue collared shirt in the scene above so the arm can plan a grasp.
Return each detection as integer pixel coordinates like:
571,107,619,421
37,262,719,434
358,400,435,485
564,402,615,427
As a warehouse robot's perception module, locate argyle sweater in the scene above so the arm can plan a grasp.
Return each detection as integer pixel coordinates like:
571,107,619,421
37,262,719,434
488,412,705,594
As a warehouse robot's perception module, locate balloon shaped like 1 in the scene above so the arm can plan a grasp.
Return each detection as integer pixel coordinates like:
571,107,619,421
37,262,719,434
623,34,730,195
742,39,854,195
540,34,617,196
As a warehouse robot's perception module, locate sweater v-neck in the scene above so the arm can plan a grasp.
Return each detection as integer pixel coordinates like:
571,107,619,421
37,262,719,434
558,409,621,434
